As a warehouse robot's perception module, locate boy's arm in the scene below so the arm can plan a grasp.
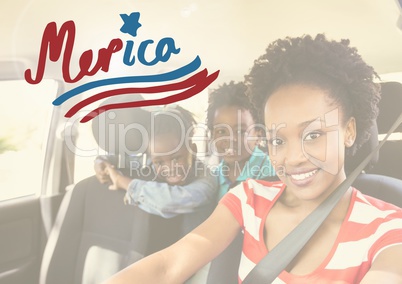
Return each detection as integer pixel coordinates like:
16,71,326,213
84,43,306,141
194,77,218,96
125,163,218,218
104,163,132,190
94,155,119,184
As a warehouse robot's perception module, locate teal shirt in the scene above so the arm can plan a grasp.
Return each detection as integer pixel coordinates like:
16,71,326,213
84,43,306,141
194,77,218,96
215,146,276,200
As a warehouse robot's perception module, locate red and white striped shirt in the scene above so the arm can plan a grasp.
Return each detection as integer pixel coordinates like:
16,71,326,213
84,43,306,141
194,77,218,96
220,179,402,283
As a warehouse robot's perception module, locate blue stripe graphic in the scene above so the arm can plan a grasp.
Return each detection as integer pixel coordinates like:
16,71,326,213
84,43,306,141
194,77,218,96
52,56,201,106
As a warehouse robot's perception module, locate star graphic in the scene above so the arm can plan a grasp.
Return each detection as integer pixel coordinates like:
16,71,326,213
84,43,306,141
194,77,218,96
120,12,142,37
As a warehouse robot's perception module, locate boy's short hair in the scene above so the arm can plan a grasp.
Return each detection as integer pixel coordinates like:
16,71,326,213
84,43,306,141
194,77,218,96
152,105,197,141
206,81,260,132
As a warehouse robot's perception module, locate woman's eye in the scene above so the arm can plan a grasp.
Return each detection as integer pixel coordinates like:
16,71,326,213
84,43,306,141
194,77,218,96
304,132,321,141
269,138,284,146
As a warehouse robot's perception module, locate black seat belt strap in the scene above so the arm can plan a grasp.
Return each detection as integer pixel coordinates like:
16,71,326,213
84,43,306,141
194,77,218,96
243,112,402,284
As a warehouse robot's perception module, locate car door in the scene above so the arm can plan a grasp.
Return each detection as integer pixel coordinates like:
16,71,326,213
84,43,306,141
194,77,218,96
0,74,69,284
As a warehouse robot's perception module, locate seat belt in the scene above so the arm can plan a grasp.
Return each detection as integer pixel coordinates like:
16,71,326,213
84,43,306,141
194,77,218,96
242,112,402,284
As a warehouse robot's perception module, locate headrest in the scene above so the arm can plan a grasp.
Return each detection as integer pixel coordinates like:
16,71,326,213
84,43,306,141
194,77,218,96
345,120,379,174
91,95,152,155
345,81,402,174
377,81,402,134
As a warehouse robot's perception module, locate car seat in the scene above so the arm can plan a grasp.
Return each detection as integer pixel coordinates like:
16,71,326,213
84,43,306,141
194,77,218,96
39,98,154,284
39,177,152,284
367,81,402,180
39,99,216,284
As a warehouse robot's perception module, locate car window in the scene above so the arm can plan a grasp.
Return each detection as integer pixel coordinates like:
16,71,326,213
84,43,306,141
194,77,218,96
0,79,59,201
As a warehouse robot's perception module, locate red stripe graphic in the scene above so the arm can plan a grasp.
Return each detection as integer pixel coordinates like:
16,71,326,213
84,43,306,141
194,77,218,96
77,69,219,123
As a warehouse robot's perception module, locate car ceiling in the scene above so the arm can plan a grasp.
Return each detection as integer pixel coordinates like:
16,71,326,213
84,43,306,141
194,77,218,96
1,0,402,88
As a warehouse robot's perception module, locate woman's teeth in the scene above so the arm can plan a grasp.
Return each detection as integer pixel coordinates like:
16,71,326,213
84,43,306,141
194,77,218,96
290,169,318,180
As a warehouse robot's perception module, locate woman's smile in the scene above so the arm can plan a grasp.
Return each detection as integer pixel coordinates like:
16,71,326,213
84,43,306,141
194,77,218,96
286,168,320,187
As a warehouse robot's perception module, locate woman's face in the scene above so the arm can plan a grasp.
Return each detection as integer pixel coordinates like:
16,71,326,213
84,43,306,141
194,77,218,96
149,133,194,185
264,84,356,201
211,106,261,166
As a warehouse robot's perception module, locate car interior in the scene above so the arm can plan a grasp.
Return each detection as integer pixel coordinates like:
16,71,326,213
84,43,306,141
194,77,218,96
1,1,402,284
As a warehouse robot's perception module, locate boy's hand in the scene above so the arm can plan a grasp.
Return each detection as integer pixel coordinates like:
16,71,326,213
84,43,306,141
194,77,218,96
104,163,132,191
94,158,112,184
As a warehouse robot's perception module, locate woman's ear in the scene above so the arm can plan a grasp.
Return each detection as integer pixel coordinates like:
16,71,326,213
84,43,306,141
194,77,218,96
344,117,357,148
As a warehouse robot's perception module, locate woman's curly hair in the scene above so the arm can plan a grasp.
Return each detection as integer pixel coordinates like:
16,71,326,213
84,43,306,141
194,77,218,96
245,34,381,155
206,81,260,132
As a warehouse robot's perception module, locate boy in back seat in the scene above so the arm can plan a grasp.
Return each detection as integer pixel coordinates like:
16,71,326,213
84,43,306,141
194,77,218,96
95,105,218,220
